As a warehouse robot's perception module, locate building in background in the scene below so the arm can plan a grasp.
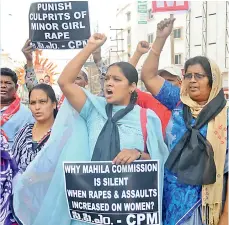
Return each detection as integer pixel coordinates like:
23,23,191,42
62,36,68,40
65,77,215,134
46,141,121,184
187,1,228,96
187,1,228,73
108,1,186,72
105,1,228,91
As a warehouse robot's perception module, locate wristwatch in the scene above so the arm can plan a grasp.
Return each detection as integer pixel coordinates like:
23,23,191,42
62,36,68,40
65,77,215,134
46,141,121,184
135,148,143,160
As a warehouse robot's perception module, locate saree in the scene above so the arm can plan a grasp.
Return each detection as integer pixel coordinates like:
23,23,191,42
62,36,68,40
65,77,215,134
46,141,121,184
11,123,51,172
13,89,169,225
155,80,228,225
1,130,18,225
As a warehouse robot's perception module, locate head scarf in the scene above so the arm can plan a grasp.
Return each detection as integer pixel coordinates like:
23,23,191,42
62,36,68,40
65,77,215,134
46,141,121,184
180,60,228,225
91,102,136,161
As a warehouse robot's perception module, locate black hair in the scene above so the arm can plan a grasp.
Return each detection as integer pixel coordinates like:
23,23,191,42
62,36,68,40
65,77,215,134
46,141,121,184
80,70,88,82
184,56,213,87
29,83,58,118
108,62,139,104
44,75,50,79
0,67,18,85
108,62,138,85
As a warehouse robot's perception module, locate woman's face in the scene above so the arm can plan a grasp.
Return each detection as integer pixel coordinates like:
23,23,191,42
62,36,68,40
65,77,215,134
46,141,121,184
184,64,212,104
29,89,56,122
104,65,136,105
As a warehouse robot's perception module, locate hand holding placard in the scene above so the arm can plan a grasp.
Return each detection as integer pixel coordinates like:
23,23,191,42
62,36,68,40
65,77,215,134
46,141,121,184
64,161,160,225
22,39,34,62
112,149,141,165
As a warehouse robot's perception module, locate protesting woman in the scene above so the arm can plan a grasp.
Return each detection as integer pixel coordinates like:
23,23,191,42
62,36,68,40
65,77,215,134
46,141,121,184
12,34,168,225
141,16,228,225
92,41,172,136
11,83,58,172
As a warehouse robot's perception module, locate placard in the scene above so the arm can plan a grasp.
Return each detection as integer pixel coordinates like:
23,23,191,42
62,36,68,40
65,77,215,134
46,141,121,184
29,1,91,50
63,160,160,225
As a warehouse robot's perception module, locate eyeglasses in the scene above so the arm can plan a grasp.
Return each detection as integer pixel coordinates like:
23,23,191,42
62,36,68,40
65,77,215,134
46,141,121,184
183,73,208,80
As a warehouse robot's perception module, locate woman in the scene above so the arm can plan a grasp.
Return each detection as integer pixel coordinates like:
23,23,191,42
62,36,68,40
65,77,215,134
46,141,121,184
11,83,58,172
141,16,228,225
1,130,18,225
93,40,172,136
12,34,168,225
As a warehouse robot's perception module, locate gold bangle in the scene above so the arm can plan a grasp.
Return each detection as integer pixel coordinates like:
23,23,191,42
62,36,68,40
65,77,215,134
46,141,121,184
151,48,160,56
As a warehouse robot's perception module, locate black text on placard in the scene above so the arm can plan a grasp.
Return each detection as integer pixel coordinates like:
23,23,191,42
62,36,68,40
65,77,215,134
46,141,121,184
63,161,160,225
29,1,91,50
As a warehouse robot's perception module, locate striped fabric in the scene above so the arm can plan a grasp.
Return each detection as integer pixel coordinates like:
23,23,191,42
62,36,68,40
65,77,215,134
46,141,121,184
11,123,48,172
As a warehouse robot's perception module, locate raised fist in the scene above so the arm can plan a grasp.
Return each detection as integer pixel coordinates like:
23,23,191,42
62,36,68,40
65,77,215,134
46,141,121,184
22,39,33,62
136,41,150,54
87,33,107,51
156,15,176,39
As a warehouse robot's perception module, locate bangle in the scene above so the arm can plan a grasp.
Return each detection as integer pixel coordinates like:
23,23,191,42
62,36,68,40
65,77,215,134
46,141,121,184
151,47,160,56
135,149,143,160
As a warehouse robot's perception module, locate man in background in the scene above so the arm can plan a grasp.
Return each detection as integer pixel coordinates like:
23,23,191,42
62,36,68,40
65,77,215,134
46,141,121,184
158,65,182,87
0,68,34,147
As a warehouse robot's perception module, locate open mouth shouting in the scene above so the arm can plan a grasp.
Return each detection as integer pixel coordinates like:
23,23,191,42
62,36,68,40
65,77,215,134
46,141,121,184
105,88,114,99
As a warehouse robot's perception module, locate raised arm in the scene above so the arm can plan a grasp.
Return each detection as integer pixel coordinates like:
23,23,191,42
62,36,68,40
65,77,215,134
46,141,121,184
58,33,107,112
92,41,149,97
141,15,175,96
92,47,107,96
22,39,38,91
129,41,149,67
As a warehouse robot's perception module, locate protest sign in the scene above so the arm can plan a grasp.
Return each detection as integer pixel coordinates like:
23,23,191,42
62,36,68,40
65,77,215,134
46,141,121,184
29,1,91,50
63,160,160,225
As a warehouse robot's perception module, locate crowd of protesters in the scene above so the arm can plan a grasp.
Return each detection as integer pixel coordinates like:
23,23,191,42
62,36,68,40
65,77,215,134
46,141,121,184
0,16,228,225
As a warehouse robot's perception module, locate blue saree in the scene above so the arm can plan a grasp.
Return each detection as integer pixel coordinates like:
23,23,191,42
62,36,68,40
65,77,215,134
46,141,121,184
155,81,228,225
13,89,169,225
